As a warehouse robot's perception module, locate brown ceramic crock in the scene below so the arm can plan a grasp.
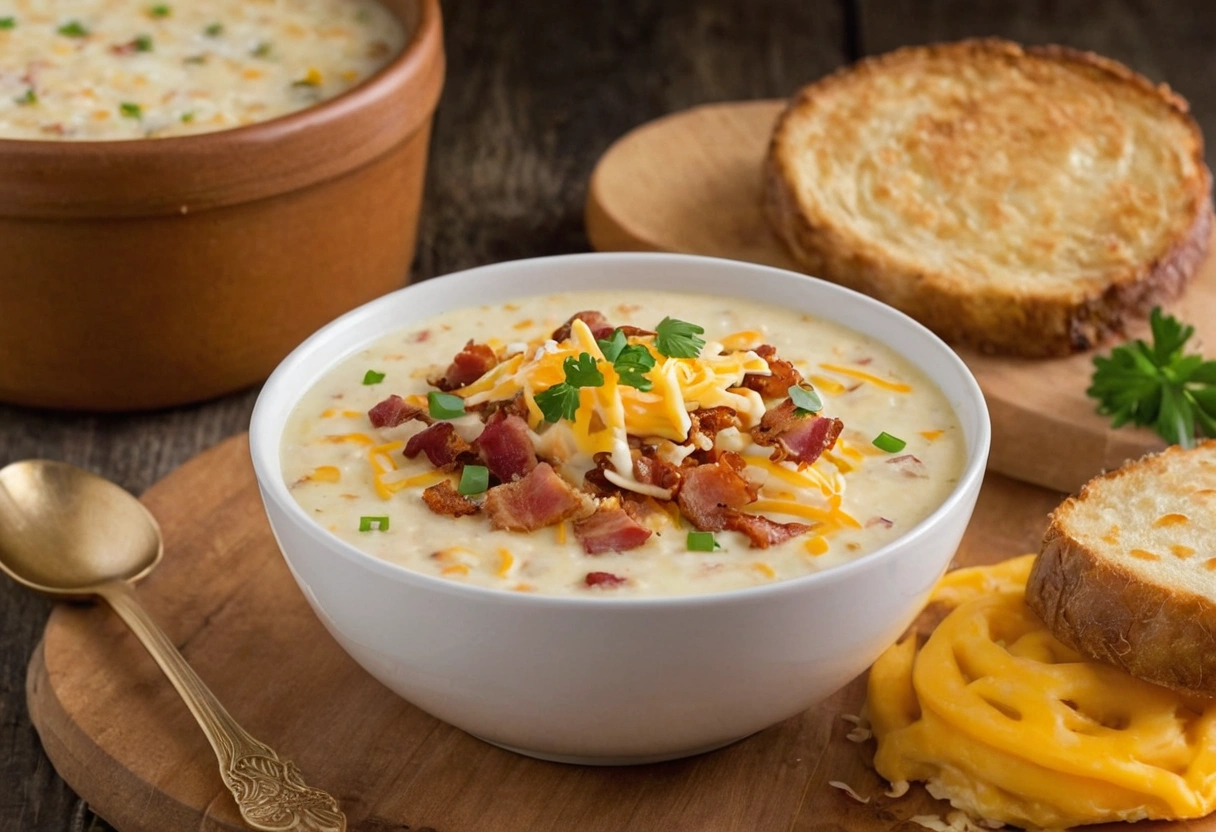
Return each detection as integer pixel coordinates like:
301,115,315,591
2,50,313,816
0,0,443,411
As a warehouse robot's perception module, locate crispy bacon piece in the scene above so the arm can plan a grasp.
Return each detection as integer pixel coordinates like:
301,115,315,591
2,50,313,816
676,454,758,531
469,392,529,421
551,310,615,342
573,500,653,555
584,571,627,588
688,406,741,449
751,399,843,466
431,340,498,391
476,411,537,482
421,480,480,518
368,394,432,429
633,452,683,491
724,511,811,548
742,344,804,399
485,463,584,531
403,422,473,471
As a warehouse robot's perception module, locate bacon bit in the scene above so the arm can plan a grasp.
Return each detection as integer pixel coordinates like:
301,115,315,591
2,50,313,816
743,344,804,399
484,463,584,532
866,516,894,528
412,329,431,343
109,39,141,55
421,480,479,518
887,454,928,478
827,781,870,804
403,422,474,472
688,406,741,450
476,411,537,482
551,310,614,342
368,394,432,429
725,512,811,548
633,451,683,491
585,571,627,588
573,499,653,554
751,399,843,466
430,340,498,391
677,454,758,531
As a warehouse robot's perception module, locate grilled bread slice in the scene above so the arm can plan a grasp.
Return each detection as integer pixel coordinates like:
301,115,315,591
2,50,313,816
766,39,1213,357
1026,441,1216,696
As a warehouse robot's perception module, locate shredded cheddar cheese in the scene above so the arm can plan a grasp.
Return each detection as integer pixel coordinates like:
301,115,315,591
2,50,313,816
819,362,913,393
868,555,1216,831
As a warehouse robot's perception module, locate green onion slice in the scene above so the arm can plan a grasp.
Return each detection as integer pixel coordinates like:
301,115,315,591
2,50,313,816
358,515,389,532
872,431,907,453
788,384,822,415
427,391,466,420
458,465,489,496
687,531,718,552
361,369,385,385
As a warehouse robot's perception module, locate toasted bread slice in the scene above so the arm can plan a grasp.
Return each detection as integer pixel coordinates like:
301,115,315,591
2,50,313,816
1026,441,1216,696
766,39,1213,357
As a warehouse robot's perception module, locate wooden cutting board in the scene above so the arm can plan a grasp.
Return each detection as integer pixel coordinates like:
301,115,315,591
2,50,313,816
24,433,1210,832
585,100,1216,495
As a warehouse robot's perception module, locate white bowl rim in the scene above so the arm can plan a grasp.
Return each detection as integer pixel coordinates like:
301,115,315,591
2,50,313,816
250,251,991,609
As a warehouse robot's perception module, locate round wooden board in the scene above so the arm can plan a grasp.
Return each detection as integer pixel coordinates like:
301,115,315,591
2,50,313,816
23,434,1210,832
585,100,1216,495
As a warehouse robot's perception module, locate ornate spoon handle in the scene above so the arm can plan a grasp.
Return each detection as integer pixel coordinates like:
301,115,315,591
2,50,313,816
98,581,346,832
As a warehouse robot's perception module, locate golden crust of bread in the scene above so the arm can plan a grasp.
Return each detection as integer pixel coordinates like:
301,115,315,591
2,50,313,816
766,39,1213,357
1025,441,1216,697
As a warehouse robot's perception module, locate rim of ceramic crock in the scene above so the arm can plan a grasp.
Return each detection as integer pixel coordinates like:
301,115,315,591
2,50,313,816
0,0,443,218
0,0,439,152
250,252,991,609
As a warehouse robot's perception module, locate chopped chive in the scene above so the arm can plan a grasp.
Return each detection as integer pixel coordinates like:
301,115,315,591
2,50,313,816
358,515,389,532
251,41,272,58
134,33,153,51
427,390,466,420
119,102,142,119
872,431,907,453
458,465,489,496
203,22,223,37
788,384,823,416
180,111,195,123
361,369,385,385
687,531,719,552
149,4,171,17
0,17,16,29
57,20,89,37
182,54,207,65
14,88,36,105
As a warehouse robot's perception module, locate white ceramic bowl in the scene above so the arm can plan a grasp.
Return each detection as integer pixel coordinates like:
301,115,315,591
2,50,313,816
250,252,990,765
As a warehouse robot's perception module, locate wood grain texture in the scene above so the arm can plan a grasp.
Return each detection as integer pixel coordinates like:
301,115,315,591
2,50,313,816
586,99,1216,494
3,1,1213,830
27,434,1080,832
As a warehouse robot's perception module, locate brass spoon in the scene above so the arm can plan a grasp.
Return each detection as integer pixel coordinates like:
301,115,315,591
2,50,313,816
0,459,345,832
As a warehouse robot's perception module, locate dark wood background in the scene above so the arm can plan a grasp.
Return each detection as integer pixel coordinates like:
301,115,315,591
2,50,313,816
3,2,1213,829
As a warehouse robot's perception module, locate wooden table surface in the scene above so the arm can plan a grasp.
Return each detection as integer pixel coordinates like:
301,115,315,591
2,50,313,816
3,2,1214,830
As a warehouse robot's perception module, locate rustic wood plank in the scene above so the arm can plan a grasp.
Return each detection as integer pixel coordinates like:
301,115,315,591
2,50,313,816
855,0,1216,171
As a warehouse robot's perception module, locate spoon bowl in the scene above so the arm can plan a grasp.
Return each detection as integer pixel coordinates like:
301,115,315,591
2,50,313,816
0,460,161,598
0,458,346,831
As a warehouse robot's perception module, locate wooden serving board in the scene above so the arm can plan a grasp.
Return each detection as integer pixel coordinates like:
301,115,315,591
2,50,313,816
23,434,1209,832
585,100,1216,495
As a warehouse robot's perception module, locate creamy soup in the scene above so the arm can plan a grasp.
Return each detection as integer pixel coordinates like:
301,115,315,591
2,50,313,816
0,0,403,140
281,291,967,597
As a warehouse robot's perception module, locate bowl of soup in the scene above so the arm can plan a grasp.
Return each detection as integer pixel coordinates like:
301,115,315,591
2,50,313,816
0,0,443,410
250,252,990,764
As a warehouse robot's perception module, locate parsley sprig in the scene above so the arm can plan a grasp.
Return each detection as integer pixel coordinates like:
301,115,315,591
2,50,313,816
1087,308,1216,448
597,328,657,391
536,353,604,423
654,317,705,358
